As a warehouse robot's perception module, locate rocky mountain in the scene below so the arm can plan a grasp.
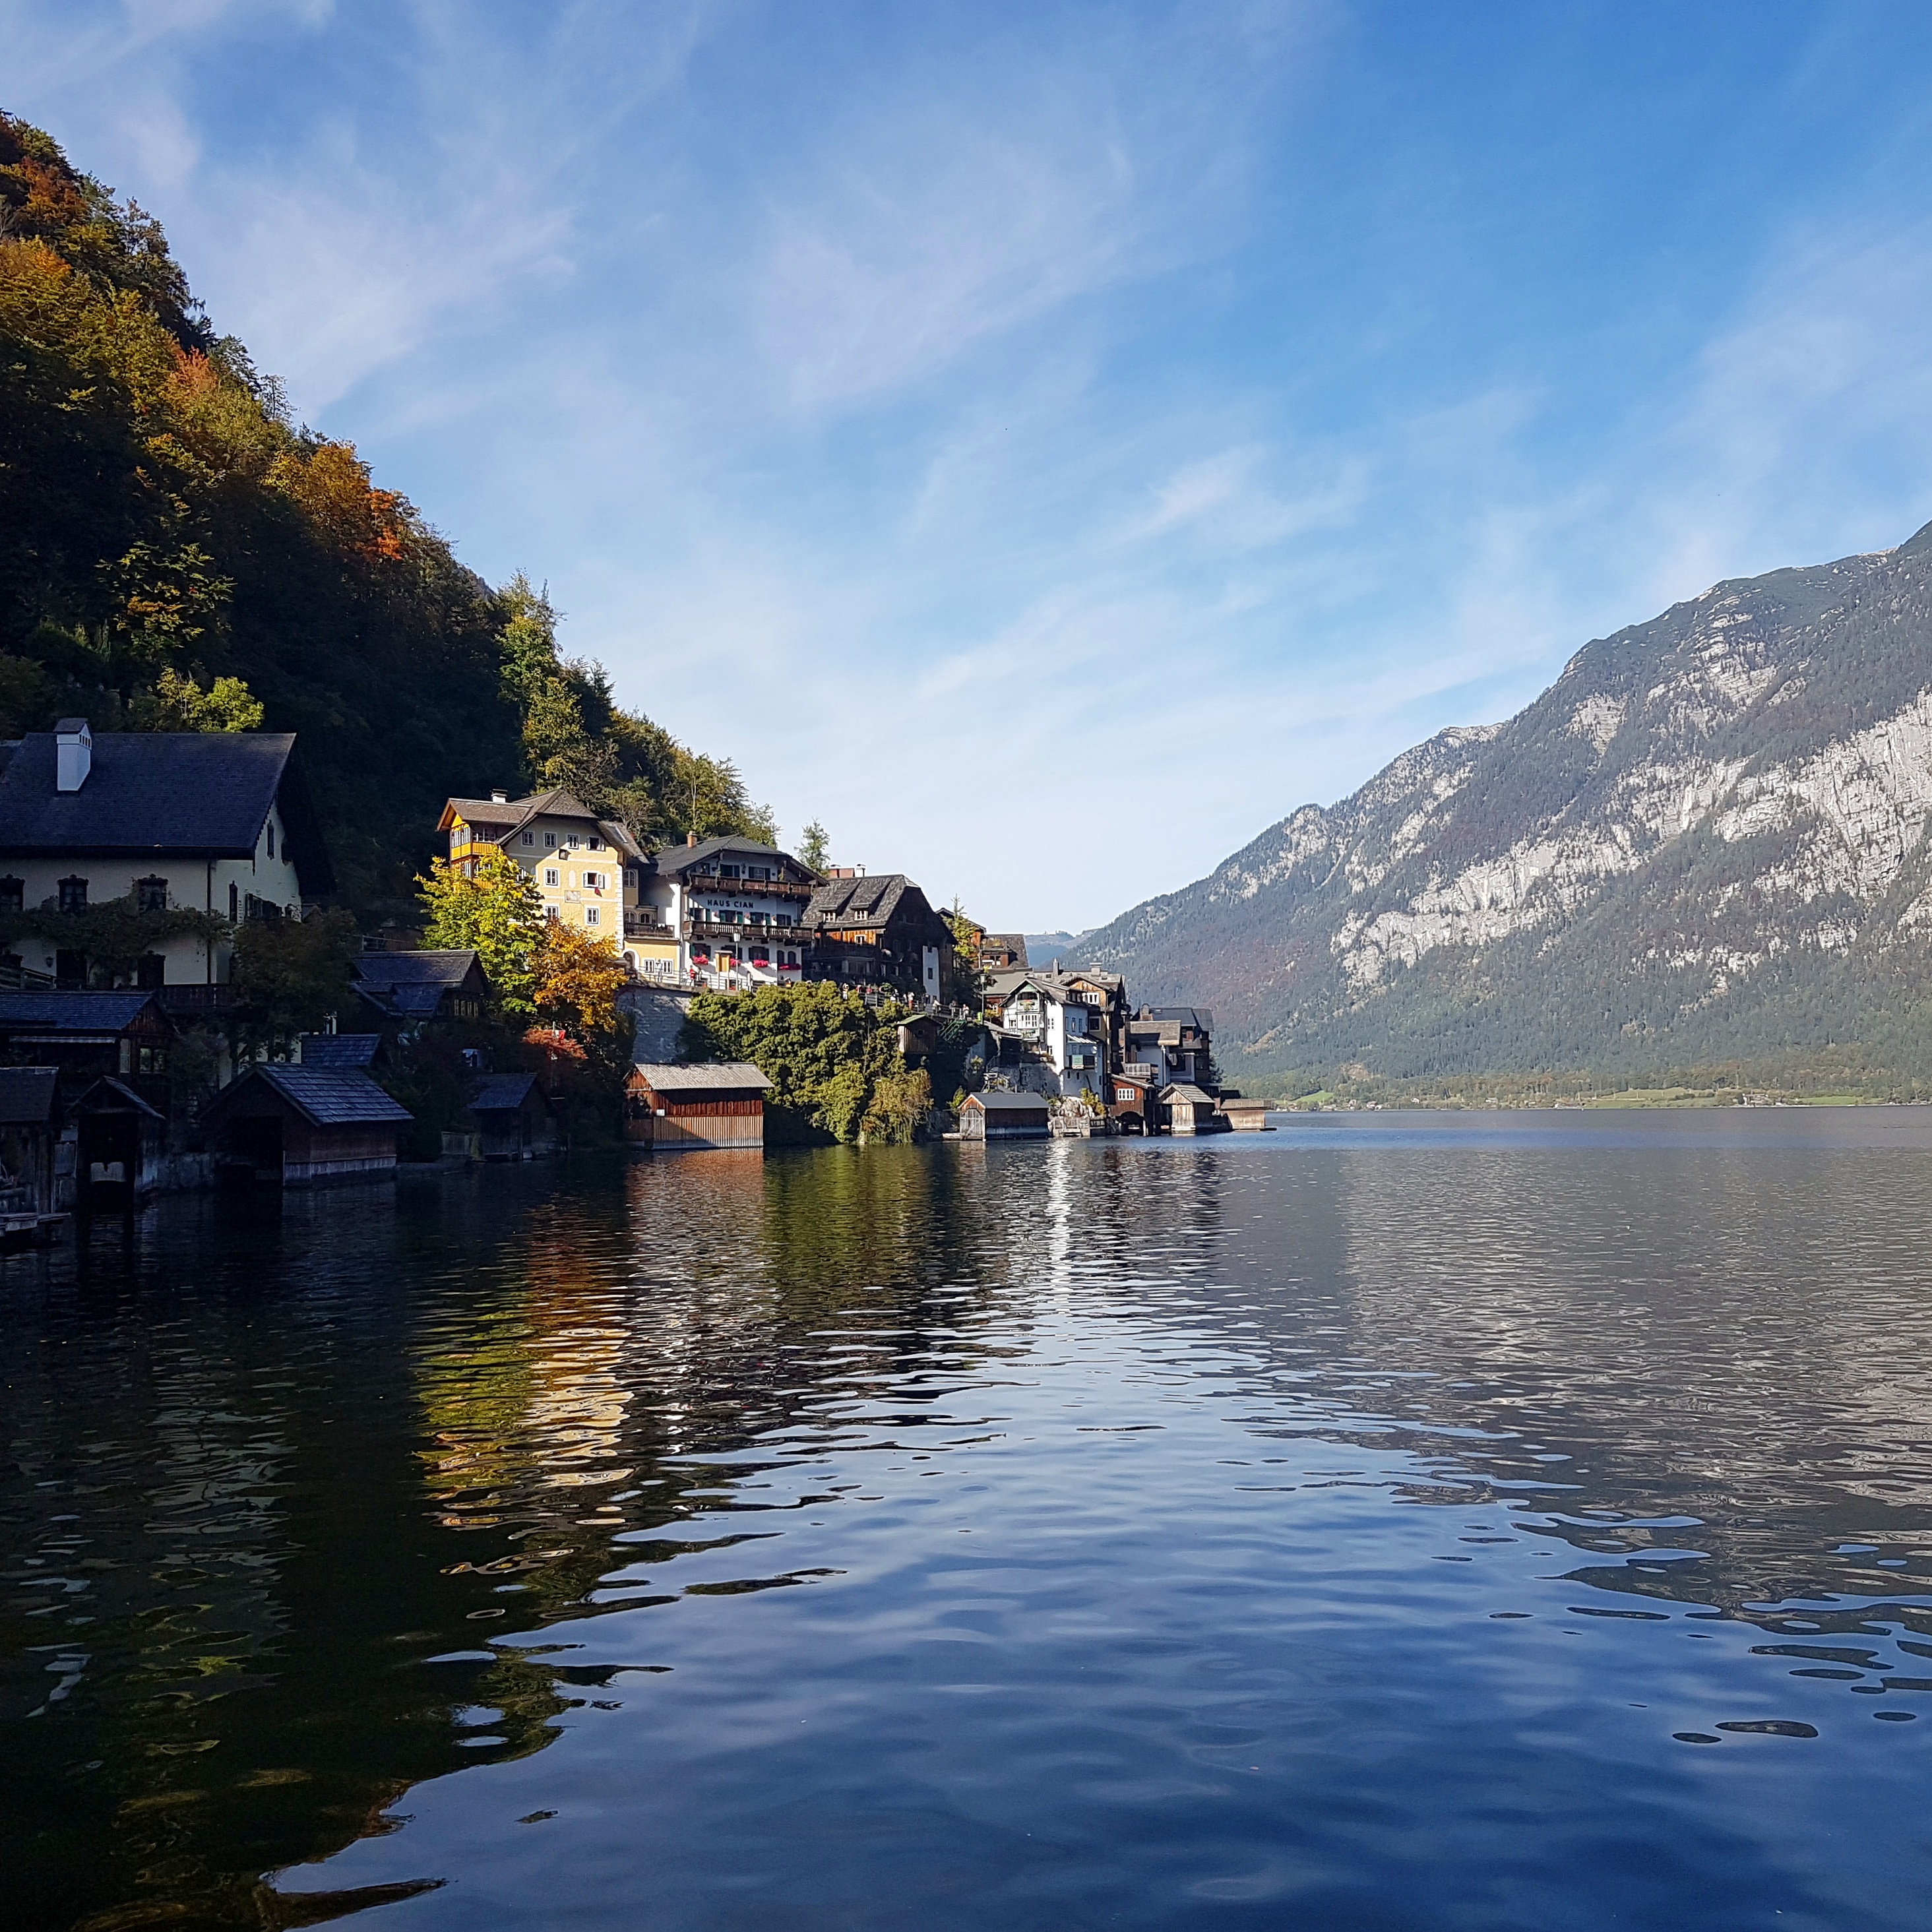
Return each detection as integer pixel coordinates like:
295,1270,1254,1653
1080,520,1932,1094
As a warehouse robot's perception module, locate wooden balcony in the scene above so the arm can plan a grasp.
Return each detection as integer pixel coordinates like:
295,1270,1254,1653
681,873,817,898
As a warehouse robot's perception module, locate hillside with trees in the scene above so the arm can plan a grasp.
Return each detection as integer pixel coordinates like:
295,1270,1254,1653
0,111,770,912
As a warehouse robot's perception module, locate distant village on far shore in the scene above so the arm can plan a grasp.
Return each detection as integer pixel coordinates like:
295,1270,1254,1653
0,722,1270,1234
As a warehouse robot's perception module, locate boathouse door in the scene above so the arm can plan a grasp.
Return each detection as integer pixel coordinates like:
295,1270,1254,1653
78,1110,139,1212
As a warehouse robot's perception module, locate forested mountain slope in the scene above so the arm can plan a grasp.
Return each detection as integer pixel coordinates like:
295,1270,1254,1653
0,113,768,909
1080,523,1932,1094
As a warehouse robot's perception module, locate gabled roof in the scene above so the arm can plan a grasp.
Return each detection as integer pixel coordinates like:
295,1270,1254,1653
74,1075,163,1119
438,790,647,863
350,950,482,990
982,932,1028,962
1160,1083,1217,1106
0,991,170,1036
468,1073,540,1113
297,1033,382,1069
0,1067,59,1125
661,836,812,880
209,1065,414,1128
631,1060,771,1094
964,1089,1050,1110
0,730,332,892
1140,1006,1212,1032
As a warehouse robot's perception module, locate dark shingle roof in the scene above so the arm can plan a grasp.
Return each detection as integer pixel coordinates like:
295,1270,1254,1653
297,1034,382,1069
0,1067,58,1124
0,730,332,892
441,790,646,863
242,1066,414,1127
0,991,166,1036
468,1073,538,1113
806,873,914,926
351,950,480,989
966,1090,1049,1111
1141,1006,1212,1032
75,1075,163,1119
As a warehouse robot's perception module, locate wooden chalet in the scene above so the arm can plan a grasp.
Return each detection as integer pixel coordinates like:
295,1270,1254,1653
464,1073,559,1162
350,950,488,1026
202,1066,414,1186
627,1062,771,1152
802,873,955,1001
958,1090,1050,1140
0,990,174,1111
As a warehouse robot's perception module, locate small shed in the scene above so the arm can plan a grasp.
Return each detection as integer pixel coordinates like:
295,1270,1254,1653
203,1065,414,1186
896,1013,939,1068
1160,1083,1228,1136
1107,1071,1157,1135
0,1067,63,1214
73,1076,166,1209
1218,1094,1275,1131
464,1073,559,1161
959,1090,1050,1140
627,1062,770,1151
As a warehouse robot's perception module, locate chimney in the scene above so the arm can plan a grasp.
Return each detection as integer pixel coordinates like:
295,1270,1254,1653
687,832,697,846
490,787,508,803
55,718,91,794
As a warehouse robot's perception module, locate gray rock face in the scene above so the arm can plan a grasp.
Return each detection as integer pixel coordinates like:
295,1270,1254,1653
1080,520,1932,1086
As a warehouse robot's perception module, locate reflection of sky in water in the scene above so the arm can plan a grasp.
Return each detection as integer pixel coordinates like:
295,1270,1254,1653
6,1117,1932,1929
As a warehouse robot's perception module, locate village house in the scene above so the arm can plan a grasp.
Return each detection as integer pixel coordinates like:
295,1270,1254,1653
981,969,1108,1098
438,787,656,971
1107,1068,1158,1133
1125,1006,1216,1092
801,871,955,1003
201,1065,414,1186
978,932,1027,972
0,721,330,999
73,1075,167,1207
0,989,175,1109
639,837,823,989
625,1061,770,1150
350,950,489,1027
1160,1082,1228,1135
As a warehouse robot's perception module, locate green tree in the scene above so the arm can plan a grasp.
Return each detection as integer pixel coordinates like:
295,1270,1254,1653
798,821,830,871
418,847,544,1016
230,908,358,1057
679,982,913,1143
130,664,263,731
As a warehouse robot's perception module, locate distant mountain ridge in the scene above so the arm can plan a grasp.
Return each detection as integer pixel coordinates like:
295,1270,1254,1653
1078,520,1932,1094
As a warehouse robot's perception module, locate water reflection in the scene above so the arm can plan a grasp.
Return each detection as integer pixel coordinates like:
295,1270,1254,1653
4,1121,1932,1928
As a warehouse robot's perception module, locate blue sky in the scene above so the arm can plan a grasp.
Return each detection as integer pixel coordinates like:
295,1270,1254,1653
10,2,1932,930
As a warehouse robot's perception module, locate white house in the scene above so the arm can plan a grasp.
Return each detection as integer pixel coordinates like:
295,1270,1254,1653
984,970,1106,1098
0,720,327,995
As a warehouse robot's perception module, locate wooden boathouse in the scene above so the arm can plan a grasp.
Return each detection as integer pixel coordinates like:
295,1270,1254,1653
959,1090,1050,1140
626,1062,770,1151
201,1066,414,1185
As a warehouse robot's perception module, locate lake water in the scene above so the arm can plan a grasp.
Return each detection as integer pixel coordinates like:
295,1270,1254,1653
7,1112,1932,1931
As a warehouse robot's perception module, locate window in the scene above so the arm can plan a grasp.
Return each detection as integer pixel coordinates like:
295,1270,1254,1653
588,836,603,851
545,906,559,922
521,830,534,846
0,877,21,914
544,868,560,887
228,882,239,921
625,869,639,888
719,863,740,879
57,875,87,912
266,821,275,859
567,834,580,850
137,954,165,989
137,1045,167,1075
135,876,168,913
585,907,600,926
544,832,557,849
751,949,770,967
584,871,603,890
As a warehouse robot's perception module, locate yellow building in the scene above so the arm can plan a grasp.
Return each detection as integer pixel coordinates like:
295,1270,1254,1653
436,788,671,978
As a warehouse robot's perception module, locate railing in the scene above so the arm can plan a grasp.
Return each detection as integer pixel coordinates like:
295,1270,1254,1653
685,918,802,939
623,911,667,936
0,959,54,992
1123,1063,1161,1082
683,873,817,898
156,984,236,1012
